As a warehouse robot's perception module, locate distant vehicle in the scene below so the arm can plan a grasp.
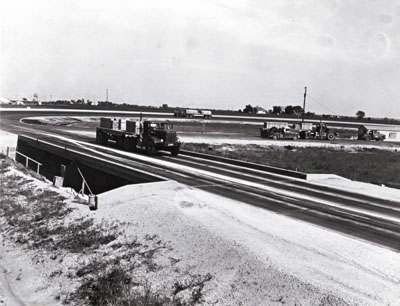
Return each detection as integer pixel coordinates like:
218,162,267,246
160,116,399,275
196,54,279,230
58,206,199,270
174,109,212,119
199,110,212,119
261,126,299,140
299,123,337,141
358,126,386,141
96,117,181,156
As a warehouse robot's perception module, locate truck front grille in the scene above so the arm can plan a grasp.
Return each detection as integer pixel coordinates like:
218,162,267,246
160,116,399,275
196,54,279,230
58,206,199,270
165,132,176,143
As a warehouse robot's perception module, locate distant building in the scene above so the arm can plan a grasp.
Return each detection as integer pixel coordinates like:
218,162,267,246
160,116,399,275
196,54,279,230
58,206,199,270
380,130,400,142
254,106,267,115
0,97,11,104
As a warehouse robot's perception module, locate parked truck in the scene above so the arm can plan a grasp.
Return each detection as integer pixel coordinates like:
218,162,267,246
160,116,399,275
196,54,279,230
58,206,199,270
199,110,212,119
260,121,304,140
174,108,212,119
96,117,181,156
261,126,300,140
358,126,386,141
299,123,337,141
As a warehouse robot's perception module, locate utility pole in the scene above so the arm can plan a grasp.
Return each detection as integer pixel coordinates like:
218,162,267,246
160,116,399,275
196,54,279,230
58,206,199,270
106,89,109,102
302,86,307,125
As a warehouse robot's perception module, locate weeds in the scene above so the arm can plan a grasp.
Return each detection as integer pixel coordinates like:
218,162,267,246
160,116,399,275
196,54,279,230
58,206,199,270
173,273,212,305
73,238,172,306
74,267,172,306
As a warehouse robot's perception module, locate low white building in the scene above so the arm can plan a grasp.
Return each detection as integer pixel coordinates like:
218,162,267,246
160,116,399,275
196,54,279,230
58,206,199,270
0,97,11,104
380,130,400,142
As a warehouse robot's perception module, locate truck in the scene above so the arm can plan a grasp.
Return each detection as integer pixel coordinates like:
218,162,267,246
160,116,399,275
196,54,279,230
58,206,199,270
199,110,212,119
261,126,300,140
358,126,386,141
96,117,181,156
299,123,337,141
174,109,212,119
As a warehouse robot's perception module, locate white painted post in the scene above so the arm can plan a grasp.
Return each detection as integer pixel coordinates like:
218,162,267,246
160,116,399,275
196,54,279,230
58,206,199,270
25,157,28,168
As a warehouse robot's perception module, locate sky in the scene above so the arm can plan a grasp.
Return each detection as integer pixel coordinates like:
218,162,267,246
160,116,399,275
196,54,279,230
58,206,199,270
1,0,400,118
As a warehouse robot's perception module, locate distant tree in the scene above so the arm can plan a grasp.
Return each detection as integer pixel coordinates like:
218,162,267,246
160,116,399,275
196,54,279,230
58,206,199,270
238,109,242,113
356,110,366,119
162,104,168,108
292,105,303,114
284,105,294,115
243,104,254,113
272,106,282,114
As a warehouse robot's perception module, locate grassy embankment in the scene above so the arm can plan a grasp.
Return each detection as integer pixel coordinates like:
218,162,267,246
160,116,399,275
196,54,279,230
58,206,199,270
0,157,212,305
181,143,400,189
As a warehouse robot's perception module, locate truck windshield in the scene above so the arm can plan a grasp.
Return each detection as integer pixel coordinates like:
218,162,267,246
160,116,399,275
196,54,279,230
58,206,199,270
149,123,173,130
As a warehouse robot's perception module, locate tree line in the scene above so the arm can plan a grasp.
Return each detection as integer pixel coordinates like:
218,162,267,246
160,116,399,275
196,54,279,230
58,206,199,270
240,104,315,116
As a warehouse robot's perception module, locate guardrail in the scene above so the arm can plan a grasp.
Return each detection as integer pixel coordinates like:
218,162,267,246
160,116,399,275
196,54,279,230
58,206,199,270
179,150,308,180
15,150,42,174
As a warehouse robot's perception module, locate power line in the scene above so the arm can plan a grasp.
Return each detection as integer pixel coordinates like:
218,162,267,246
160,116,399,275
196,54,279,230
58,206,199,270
307,94,339,115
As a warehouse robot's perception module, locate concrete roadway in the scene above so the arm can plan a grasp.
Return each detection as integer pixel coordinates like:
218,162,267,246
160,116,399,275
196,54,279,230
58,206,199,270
1,110,400,252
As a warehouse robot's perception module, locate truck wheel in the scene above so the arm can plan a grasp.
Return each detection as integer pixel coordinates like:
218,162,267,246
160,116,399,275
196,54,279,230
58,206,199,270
146,141,155,156
96,131,108,145
171,146,180,156
272,135,277,140
327,133,335,141
292,136,297,140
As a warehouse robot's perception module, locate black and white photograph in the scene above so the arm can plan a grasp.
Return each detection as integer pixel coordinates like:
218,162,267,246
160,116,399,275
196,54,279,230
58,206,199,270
0,0,400,305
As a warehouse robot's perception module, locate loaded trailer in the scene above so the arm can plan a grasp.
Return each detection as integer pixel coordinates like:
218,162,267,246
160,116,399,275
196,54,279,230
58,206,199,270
260,121,310,140
96,117,181,156
174,109,212,119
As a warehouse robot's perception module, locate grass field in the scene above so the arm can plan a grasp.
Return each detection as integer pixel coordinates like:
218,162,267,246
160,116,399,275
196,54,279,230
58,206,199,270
181,143,400,189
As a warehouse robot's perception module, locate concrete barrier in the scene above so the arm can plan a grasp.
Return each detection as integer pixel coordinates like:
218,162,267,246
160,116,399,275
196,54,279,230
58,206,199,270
0,131,18,158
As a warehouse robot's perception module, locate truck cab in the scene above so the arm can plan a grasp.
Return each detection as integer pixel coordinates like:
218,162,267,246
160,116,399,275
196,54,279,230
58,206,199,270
141,120,181,155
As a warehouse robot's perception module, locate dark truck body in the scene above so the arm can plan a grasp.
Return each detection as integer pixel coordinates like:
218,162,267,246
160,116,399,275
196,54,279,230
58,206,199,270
358,126,386,141
261,126,300,140
299,123,337,141
260,121,301,140
96,118,181,156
